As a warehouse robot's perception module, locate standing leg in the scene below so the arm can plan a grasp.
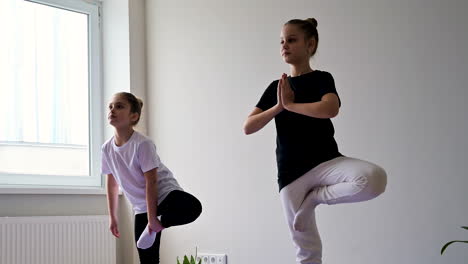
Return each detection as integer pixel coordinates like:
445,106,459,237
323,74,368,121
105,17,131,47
280,171,323,264
293,157,387,232
135,213,163,264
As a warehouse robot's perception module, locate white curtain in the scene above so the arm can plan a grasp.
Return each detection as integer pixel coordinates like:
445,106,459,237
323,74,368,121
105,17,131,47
0,0,89,146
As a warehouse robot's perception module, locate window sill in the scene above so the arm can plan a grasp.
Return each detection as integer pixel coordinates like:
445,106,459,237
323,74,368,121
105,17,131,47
0,186,120,195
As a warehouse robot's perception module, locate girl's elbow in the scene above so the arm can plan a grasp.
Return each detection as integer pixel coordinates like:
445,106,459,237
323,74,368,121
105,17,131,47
243,125,254,135
243,120,255,135
329,107,339,118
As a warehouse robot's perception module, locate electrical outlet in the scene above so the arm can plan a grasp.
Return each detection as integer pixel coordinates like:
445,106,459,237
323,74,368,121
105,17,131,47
197,253,227,264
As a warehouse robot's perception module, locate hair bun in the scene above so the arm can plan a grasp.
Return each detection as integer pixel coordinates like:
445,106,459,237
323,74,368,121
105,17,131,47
137,98,144,109
306,18,318,28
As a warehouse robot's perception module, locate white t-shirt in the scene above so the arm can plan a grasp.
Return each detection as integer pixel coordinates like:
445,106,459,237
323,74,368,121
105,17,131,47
101,131,183,214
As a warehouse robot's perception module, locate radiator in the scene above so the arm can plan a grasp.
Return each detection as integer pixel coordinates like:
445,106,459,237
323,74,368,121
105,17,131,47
0,215,116,264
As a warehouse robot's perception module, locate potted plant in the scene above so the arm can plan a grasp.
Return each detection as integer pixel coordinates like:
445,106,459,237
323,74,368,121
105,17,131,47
441,226,468,255
177,255,201,264
177,247,202,264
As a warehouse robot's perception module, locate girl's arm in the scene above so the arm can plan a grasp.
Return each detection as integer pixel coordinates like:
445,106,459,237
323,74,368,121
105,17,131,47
106,174,120,238
144,168,164,232
280,74,340,118
285,93,340,118
243,106,282,135
243,80,284,135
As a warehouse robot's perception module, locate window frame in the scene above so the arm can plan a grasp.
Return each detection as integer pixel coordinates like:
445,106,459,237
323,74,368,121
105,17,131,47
0,0,104,191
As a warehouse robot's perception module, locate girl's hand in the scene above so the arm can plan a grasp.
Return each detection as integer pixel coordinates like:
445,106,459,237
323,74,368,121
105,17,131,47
109,217,120,238
148,218,165,234
280,73,295,109
276,78,284,111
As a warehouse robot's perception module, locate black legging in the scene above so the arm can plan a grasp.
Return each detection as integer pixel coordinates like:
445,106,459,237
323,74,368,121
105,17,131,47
134,190,202,264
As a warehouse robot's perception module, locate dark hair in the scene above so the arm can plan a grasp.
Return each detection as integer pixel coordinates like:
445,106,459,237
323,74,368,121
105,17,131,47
115,92,144,125
285,18,319,57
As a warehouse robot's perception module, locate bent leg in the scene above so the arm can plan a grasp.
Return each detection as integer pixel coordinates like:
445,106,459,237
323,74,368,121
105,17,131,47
294,157,387,232
158,190,202,228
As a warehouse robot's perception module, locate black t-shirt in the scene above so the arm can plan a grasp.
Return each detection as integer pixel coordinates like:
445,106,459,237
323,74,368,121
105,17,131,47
256,70,343,191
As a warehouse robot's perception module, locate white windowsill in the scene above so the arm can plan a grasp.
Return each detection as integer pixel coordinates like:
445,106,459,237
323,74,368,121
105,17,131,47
0,186,114,195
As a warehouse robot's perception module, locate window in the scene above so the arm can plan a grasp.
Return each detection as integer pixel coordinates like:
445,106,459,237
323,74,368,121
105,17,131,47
0,0,103,188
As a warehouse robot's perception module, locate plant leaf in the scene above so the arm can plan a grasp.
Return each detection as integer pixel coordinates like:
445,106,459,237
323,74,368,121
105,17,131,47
183,255,190,264
177,257,181,264
441,240,468,255
461,226,468,230
190,255,195,264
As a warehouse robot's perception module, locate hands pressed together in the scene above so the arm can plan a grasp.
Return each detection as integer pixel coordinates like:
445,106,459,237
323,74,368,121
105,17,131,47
277,73,295,111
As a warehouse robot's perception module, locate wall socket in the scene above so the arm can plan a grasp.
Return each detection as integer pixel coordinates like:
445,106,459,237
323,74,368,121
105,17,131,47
196,253,227,264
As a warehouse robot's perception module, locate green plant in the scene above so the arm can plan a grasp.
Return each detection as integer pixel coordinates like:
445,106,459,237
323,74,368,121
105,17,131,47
441,226,468,255
177,247,201,264
176,255,201,264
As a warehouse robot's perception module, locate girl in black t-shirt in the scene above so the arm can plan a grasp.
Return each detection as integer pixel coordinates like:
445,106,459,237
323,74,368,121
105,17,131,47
243,18,387,264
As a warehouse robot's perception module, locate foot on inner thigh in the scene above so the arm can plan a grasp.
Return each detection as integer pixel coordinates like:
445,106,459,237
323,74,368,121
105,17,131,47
293,194,318,232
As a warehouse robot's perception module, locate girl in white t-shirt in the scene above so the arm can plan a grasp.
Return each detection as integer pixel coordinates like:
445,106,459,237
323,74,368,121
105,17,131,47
102,92,202,264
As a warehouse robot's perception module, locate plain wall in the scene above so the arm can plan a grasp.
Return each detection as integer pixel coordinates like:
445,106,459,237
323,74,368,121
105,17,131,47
145,0,468,263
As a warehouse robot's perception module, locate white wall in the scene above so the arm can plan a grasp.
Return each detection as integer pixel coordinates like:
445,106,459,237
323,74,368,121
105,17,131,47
129,0,148,135
145,0,468,263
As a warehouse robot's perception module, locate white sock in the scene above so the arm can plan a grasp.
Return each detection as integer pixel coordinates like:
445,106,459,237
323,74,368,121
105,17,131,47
136,225,157,249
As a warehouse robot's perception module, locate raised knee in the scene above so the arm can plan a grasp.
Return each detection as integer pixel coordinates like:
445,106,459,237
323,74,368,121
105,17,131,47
193,197,203,219
369,166,387,196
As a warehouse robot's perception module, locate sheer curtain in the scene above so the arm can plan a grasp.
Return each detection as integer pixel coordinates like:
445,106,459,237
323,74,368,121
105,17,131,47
0,0,89,146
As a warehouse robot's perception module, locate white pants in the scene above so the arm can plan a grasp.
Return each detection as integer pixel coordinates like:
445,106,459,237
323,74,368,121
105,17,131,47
279,156,387,264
